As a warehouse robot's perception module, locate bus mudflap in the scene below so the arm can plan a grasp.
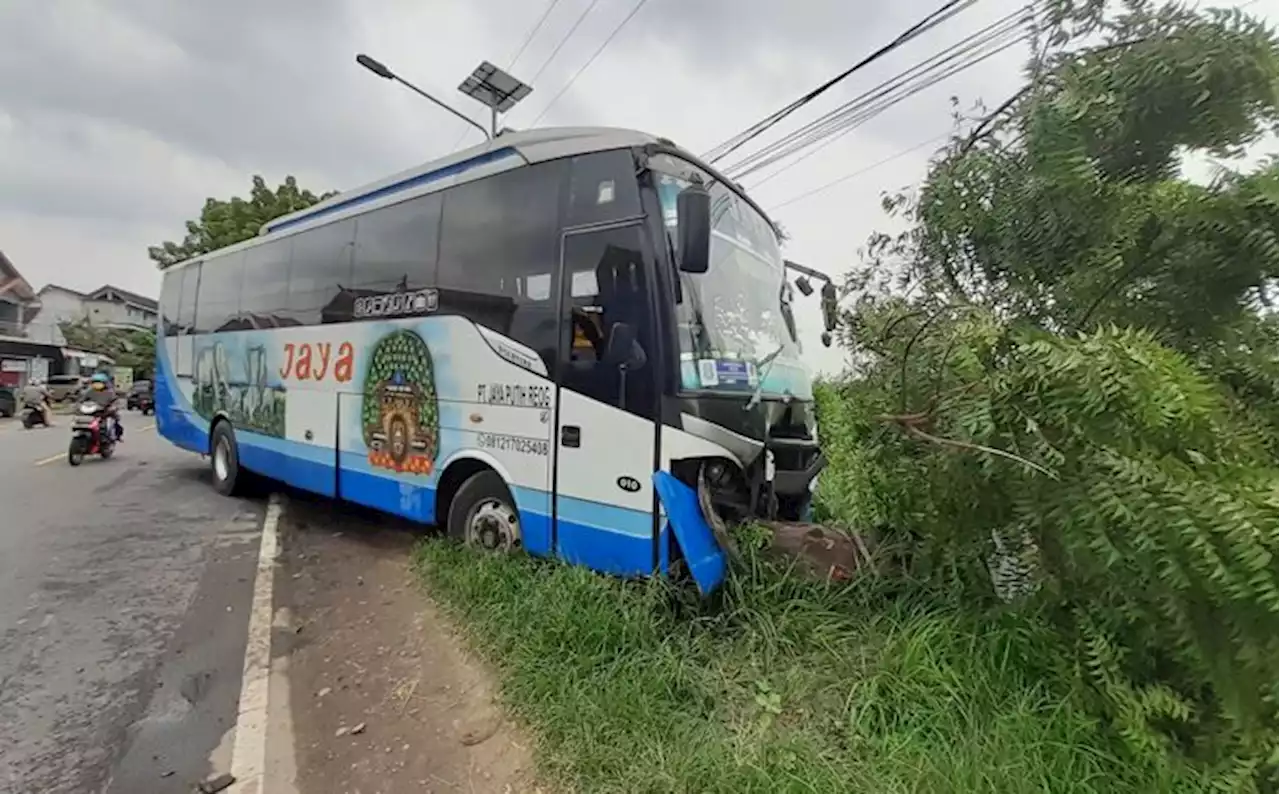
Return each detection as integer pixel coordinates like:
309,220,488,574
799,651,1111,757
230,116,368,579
652,471,727,595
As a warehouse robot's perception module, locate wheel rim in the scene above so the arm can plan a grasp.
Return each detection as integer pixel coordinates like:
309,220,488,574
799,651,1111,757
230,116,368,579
464,498,519,552
213,438,230,481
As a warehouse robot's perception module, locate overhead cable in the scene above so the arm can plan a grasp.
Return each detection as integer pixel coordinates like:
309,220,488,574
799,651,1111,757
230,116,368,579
767,132,953,212
523,0,607,90
505,0,567,70
700,0,977,166
527,0,653,126
724,4,1037,183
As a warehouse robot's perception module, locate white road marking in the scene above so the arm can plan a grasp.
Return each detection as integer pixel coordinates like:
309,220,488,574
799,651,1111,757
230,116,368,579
229,493,283,794
34,452,66,466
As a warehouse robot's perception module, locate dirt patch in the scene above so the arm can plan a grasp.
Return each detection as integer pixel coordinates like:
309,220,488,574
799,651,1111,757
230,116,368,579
277,495,537,794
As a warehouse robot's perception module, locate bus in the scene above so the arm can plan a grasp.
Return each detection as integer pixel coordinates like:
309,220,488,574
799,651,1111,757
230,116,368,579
155,126,838,593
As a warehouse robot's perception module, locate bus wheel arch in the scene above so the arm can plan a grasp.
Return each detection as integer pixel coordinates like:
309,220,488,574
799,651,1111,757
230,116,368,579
436,459,521,553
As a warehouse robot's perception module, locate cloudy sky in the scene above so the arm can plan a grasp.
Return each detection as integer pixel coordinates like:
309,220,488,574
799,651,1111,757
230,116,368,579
1,0,1274,374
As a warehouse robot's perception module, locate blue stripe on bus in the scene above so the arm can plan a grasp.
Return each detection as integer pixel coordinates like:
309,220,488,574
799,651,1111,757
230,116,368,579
265,147,522,234
331,453,654,574
156,340,658,576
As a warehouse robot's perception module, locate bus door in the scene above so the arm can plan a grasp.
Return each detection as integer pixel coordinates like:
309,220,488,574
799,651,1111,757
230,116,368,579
553,223,660,575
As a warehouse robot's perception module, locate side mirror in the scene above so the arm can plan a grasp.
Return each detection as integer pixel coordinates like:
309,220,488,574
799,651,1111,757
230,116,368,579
794,275,814,297
676,179,711,274
604,323,646,370
820,282,838,333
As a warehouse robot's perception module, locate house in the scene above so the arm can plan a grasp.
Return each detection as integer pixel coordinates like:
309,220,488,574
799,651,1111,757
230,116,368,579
30,283,160,345
0,251,91,387
30,284,87,344
0,249,39,340
82,284,160,330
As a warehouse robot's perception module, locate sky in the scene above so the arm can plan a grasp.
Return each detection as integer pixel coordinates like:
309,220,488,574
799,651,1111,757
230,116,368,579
0,0,1274,374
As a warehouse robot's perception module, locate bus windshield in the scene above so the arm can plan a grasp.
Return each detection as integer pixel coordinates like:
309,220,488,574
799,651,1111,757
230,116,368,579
651,155,812,400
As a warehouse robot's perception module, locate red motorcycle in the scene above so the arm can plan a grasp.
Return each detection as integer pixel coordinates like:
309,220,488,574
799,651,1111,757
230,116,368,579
68,400,117,466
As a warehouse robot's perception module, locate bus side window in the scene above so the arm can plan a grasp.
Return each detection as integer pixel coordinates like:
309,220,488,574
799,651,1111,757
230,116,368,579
437,162,565,374
350,192,441,297
284,218,355,325
194,253,244,335
240,238,292,325
178,264,200,337
160,268,182,337
565,150,642,228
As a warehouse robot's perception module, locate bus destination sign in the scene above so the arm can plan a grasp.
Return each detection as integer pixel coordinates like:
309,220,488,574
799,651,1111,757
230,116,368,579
353,288,440,320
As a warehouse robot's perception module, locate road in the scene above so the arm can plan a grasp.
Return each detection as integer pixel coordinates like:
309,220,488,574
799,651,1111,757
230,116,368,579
0,408,531,794
0,411,266,793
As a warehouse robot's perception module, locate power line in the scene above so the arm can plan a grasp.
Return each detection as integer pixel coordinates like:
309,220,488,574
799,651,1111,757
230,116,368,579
505,0,566,70
523,0,607,91
767,132,952,212
725,4,1035,183
724,5,1031,179
701,0,978,166
527,0,652,127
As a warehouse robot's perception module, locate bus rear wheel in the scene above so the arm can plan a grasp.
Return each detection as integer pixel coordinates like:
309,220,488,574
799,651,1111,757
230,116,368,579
446,470,520,553
210,421,246,497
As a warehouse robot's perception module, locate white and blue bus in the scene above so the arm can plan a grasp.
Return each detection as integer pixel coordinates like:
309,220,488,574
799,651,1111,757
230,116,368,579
155,127,838,593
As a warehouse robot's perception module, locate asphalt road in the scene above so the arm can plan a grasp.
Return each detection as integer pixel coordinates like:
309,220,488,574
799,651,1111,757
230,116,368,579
0,410,267,793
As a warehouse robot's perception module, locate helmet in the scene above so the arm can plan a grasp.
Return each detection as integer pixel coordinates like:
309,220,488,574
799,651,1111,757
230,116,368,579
91,373,110,384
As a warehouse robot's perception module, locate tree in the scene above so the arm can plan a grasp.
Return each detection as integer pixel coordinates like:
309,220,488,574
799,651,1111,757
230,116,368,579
820,0,1278,785
59,320,156,379
148,175,337,268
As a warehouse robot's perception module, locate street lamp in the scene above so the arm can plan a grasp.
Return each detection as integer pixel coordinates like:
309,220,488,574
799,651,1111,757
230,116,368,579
355,53,491,141
457,61,532,138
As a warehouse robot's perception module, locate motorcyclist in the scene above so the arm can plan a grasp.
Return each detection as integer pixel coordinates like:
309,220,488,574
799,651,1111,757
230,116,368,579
20,378,53,427
84,373,123,442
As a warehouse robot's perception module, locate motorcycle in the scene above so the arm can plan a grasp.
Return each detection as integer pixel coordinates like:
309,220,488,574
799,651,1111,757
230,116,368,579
68,401,117,466
21,402,49,429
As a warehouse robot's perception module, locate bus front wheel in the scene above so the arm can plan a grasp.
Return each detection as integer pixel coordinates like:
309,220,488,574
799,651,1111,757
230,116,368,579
446,470,520,553
210,422,246,497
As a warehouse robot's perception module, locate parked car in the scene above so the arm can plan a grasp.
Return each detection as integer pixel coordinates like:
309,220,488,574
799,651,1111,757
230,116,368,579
46,374,86,403
0,386,15,418
126,380,154,412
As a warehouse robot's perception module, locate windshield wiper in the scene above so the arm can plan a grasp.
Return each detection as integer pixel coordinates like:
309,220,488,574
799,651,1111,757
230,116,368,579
744,343,789,411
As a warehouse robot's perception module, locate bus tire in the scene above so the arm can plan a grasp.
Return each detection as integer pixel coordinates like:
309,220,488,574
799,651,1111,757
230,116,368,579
446,470,520,553
210,421,246,497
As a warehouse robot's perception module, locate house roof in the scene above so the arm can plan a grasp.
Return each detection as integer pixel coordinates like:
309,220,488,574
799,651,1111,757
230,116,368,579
0,250,37,303
86,284,159,311
37,283,88,299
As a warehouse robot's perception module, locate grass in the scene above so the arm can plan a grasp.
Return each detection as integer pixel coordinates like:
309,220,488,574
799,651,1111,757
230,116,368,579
413,541,1166,794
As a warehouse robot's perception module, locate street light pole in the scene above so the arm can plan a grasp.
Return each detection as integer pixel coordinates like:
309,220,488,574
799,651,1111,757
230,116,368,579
355,54,490,141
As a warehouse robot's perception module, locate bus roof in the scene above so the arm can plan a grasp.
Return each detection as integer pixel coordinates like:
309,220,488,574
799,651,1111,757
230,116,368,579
261,126,670,237
159,126,766,273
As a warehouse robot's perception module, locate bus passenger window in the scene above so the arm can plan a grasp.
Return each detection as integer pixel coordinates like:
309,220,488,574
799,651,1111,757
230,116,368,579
239,238,292,326
437,161,566,374
350,192,441,298
284,218,355,325
194,252,245,334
